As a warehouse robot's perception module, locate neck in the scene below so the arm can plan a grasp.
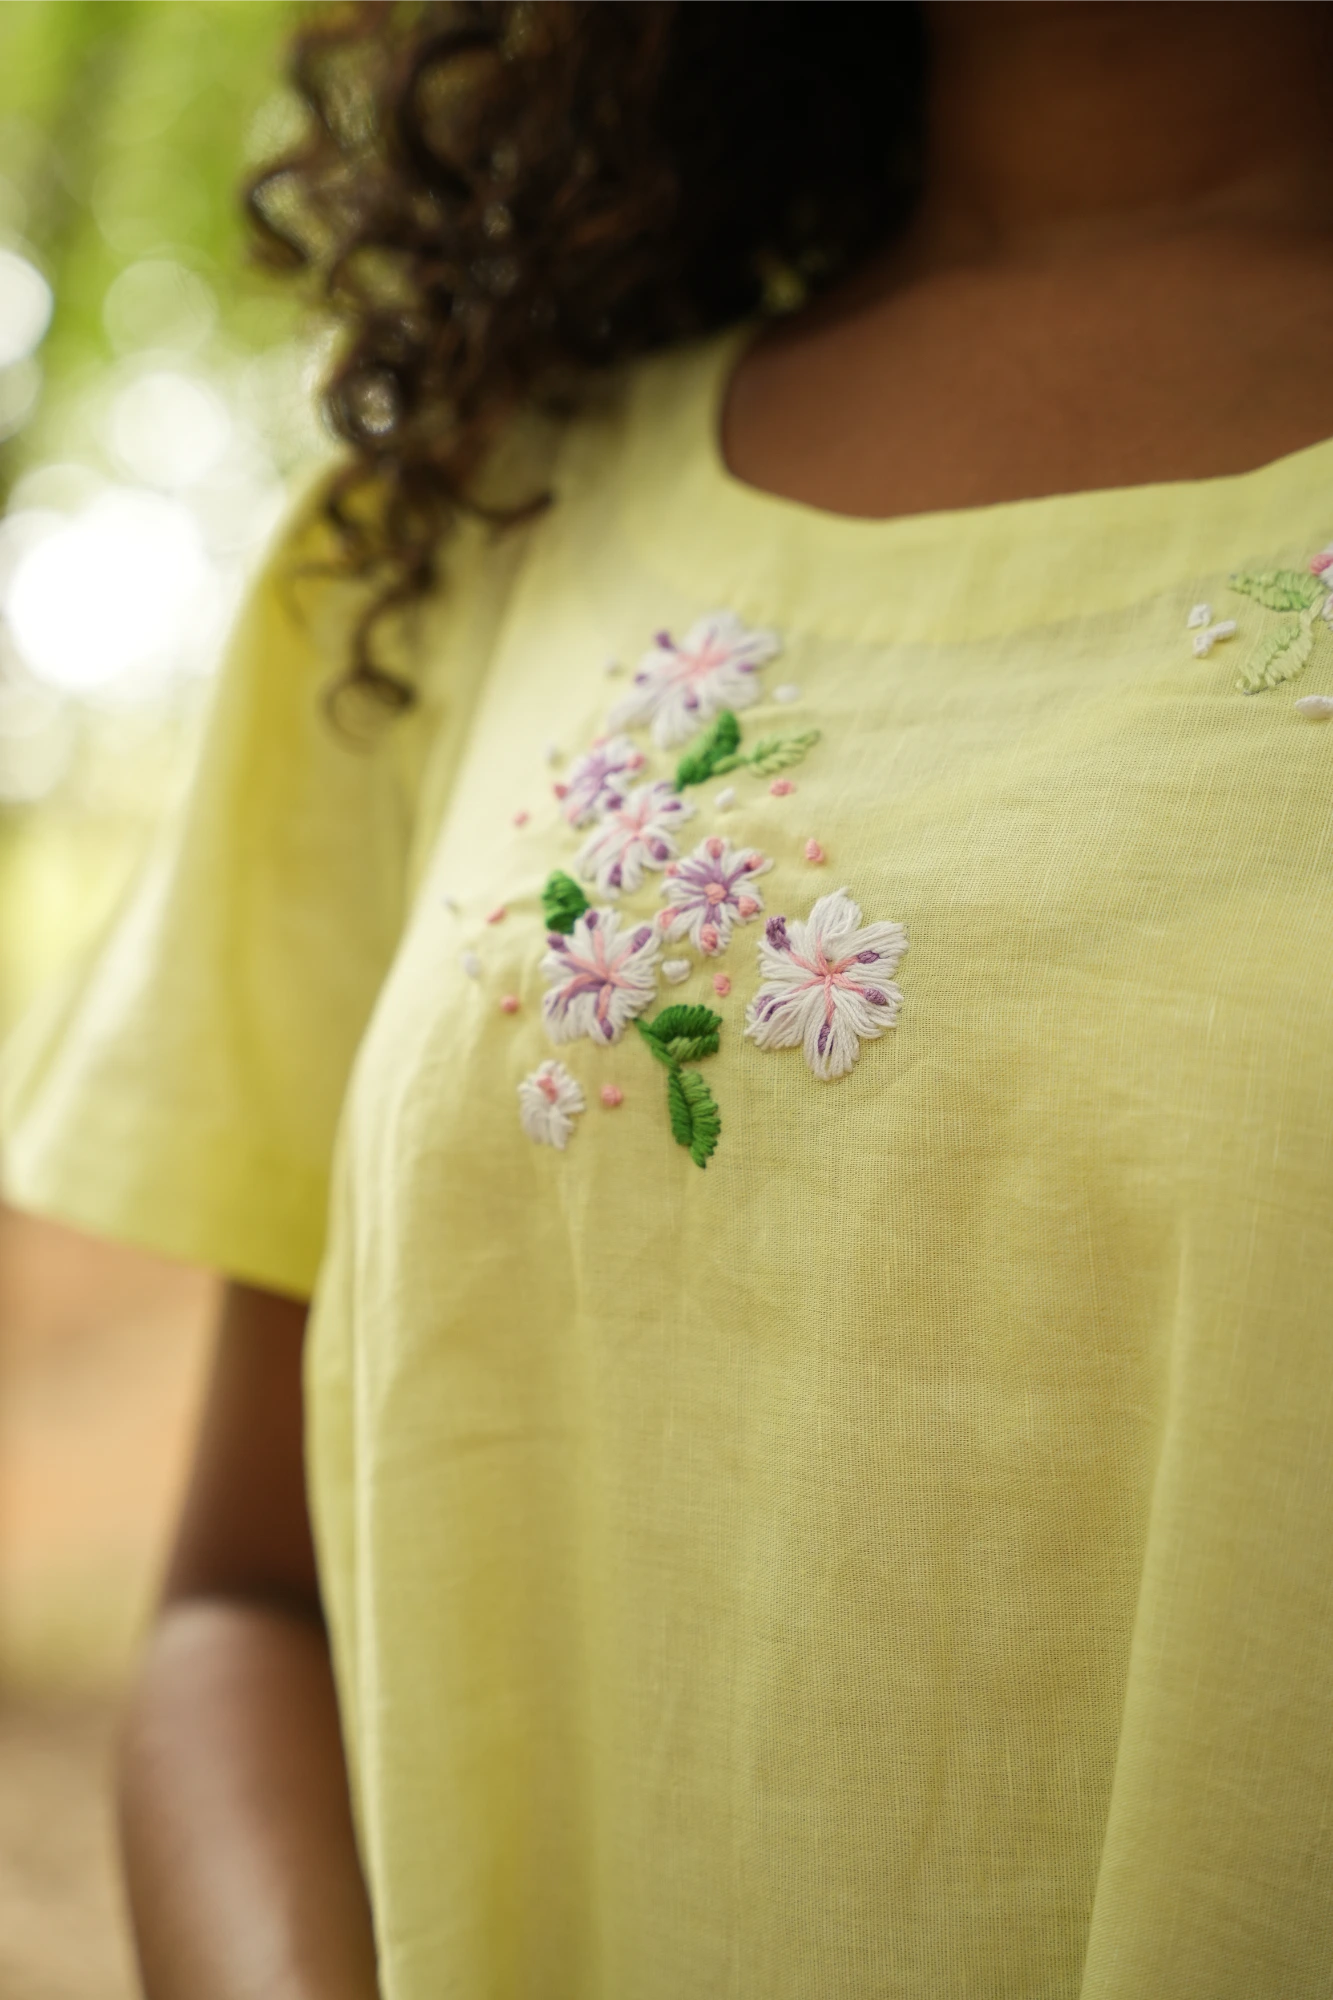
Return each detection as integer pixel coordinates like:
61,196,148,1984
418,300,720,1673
913,1,1333,262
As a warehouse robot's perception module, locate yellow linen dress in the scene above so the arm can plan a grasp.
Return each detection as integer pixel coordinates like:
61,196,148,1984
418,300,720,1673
6,332,1333,1998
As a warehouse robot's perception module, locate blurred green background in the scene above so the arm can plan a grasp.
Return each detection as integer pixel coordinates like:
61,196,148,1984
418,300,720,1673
0,10,327,1992
0,0,327,1035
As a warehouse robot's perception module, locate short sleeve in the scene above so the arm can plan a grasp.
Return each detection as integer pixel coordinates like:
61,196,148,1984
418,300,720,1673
0,482,509,1298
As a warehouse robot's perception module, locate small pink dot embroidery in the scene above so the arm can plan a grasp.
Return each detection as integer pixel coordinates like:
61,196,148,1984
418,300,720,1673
499,994,520,1014
553,782,569,799
601,1084,624,1108
712,974,731,997
804,839,826,864
513,810,530,827
770,779,795,797
486,906,508,924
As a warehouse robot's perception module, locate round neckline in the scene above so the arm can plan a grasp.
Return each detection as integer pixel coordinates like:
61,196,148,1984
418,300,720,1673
618,325,1333,646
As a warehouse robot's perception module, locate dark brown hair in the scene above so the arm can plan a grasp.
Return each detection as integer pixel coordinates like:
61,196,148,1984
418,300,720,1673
249,1,925,709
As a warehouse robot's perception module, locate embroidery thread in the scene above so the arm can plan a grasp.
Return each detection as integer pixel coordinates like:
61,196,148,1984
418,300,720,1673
1229,559,1330,692
659,835,771,955
636,1003,724,1167
576,781,695,895
518,1060,585,1149
541,907,661,1045
610,611,781,749
541,870,590,934
555,734,646,827
673,707,821,790
746,887,908,1081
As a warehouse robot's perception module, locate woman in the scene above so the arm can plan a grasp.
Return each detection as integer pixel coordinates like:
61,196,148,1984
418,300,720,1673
6,3,1333,1994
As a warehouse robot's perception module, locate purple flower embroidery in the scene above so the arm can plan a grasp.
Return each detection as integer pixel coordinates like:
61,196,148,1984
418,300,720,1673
541,907,661,1046
576,781,695,896
744,887,907,1081
554,733,646,828
658,835,772,955
608,610,781,749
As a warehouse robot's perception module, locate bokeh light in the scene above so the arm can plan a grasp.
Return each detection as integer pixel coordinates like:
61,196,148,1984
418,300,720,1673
107,369,232,489
0,355,40,440
5,489,213,694
0,245,52,367
102,257,217,356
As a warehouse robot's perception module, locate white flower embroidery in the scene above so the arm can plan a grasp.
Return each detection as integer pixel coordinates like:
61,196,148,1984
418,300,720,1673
541,907,661,1045
555,734,646,827
658,835,772,955
745,887,907,1081
518,1060,586,1149
576,781,695,895
608,610,781,749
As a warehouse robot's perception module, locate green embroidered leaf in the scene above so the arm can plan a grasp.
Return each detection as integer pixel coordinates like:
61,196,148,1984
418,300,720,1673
636,1004,722,1067
675,716,822,787
745,729,821,777
636,1019,678,1068
1230,567,1324,613
541,870,590,934
667,1066,721,1168
645,1004,723,1047
674,709,742,789
1237,614,1317,693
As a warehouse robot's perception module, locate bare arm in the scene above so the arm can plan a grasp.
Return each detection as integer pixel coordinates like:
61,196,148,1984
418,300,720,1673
119,1283,379,2000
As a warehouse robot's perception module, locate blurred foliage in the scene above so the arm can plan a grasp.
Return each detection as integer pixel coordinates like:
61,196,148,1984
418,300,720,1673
0,0,301,490
0,2,330,1032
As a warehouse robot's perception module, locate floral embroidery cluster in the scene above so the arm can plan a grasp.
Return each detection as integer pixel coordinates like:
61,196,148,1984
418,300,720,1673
494,607,907,1164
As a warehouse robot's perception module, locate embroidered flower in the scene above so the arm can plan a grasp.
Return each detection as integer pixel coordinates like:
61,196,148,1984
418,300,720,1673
745,887,908,1081
609,610,781,749
659,835,772,955
576,781,695,895
556,734,646,827
518,1060,585,1149
541,907,661,1045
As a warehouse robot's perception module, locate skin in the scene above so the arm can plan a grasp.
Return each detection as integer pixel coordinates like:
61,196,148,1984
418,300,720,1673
119,1284,380,1998
121,6,1333,1994
726,1,1333,515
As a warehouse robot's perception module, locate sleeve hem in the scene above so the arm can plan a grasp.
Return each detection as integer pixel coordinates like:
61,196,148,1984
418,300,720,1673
2,1124,326,1302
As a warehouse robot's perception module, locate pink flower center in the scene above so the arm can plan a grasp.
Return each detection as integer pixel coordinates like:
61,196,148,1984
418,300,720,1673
560,923,649,1026
537,1074,559,1103
789,944,866,1026
705,881,728,904
667,634,732,685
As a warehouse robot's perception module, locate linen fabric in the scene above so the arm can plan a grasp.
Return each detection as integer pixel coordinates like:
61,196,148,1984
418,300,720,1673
6,331,1333,1999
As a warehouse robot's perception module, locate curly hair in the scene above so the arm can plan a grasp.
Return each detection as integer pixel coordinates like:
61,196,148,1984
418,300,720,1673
248,1,926,713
